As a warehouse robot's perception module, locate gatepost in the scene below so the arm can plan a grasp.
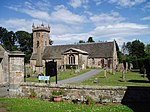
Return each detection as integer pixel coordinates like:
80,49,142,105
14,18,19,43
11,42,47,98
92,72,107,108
8,51,25,96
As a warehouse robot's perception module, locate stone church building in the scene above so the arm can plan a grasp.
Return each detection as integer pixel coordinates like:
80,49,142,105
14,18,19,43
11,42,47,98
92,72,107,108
30,24,118,73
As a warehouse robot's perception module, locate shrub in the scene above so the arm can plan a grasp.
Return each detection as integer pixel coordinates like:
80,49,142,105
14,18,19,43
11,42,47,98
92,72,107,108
52,91,64,96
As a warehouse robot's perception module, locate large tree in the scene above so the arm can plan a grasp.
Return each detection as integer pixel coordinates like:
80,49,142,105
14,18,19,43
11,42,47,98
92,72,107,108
131,40,145,58
87,37,95,43
15,31,33,62
0,27,17,51
125,40,145,58
145,44,150,56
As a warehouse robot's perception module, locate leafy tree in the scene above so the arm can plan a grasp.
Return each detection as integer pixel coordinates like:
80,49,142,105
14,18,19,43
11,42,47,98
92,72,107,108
15,31,33,63
87,37,95,43
125,42,132,55
0,27,17,51
131,40,145,58
79,40,85,43
115,40,122,63
145,44,150,56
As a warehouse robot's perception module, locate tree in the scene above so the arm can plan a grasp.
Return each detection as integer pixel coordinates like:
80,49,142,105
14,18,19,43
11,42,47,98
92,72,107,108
79,40,85,43
131,40,145,58
0,27,17,51
15,31,33,63
145,44,150,56
87,37,95,43
115,40,122,63
125,42,132,55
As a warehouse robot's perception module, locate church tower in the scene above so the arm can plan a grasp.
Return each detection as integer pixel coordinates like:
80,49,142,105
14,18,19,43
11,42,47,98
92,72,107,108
32,23,50,74
32,23,50,54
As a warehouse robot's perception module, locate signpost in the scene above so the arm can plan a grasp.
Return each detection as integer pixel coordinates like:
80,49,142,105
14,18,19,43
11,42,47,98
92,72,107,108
45,60,57,84
38,76,50,81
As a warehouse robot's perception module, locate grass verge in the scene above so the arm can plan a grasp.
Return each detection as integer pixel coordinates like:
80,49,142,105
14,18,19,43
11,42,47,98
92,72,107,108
0,98,133,112
80,70,150,86
26,69,90,83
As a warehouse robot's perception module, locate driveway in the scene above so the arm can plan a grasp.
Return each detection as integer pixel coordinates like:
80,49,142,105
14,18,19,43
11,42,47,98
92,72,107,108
55,69,101,85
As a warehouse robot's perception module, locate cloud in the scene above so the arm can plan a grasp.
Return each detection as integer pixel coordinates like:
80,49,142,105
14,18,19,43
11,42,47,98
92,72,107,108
144,2,150,9
90,23,150,37
93,0,102,5
109,0,146,7
141,16,150,20
7,0,51,21
69,0,89,8
90,12,126,26
0,18,43,32
51,24,82,35
51,5,88,25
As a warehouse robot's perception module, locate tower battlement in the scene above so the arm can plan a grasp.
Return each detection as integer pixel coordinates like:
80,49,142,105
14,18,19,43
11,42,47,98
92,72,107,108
32,23,50,32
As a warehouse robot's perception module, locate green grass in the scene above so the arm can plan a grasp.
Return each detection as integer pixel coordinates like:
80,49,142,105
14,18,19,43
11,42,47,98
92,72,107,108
80,70,150,86
26,69,90,83
0,98,133,112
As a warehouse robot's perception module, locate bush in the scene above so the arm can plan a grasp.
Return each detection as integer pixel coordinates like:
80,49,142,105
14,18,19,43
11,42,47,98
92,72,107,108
144,57,150,81
66,65,78,69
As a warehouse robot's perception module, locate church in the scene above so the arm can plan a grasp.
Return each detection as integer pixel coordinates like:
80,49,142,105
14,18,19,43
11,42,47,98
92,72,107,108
30,24,118,74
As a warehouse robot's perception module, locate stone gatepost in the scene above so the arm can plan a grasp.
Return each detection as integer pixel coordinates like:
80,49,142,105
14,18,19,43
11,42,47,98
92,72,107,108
8,51,25,96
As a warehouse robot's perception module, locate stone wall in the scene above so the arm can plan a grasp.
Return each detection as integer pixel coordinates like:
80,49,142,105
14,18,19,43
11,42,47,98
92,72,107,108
9,83,150,103
16,83,126,103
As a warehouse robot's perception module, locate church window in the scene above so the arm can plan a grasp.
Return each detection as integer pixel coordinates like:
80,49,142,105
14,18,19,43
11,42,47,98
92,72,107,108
69,54,75,65
37,41,39,48
92,58,95,64
36,33,40,38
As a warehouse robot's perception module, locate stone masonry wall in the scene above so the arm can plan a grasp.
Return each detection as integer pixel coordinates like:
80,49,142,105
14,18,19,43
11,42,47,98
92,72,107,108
10,83,150,103
17,83,126,103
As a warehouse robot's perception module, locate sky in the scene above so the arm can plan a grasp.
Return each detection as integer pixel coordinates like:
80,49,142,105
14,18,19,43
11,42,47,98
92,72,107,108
0,0,150,47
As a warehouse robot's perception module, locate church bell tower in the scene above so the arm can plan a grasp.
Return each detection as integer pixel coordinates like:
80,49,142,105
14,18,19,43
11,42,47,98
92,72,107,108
32,23,50,73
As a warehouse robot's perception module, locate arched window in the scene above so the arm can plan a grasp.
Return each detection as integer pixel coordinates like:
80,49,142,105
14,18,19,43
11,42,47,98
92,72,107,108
37,41,39,48
69,54,75,65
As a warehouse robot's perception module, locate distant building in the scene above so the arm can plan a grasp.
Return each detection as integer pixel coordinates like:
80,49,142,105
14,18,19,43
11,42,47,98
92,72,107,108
30,24,118,74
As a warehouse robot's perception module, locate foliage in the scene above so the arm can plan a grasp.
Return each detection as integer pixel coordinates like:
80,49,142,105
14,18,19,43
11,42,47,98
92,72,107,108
0,98,133,112
52,91,64,96
0,27,33,63
87,37,95,43
30,89,37,97
0,27,18,51
131,40,145,58
15,31,33,63
144,57,150,80
145,44,150,56
115,40,122,63
66,64,78,69
79,40,85,43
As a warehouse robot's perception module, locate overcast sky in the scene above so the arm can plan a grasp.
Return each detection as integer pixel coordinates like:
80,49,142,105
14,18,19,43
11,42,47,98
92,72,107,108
0,0,150,46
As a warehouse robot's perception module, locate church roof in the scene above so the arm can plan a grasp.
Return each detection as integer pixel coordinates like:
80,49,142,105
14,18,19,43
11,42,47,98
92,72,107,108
36,41,114,60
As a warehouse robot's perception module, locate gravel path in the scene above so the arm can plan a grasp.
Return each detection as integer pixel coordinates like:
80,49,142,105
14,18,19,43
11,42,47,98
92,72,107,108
56,69,101,85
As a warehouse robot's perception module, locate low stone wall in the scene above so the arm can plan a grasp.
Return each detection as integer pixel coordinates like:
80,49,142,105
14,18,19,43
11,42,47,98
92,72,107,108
17,82,126,103
9,82,150,103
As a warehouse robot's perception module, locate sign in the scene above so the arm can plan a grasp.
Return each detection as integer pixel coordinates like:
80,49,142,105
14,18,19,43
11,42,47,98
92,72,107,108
45,61,57,77
38,76,50,81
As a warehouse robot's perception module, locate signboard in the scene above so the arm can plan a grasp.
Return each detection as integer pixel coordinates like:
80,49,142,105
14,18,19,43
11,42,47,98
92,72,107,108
38,76,50,81
45,61,57,77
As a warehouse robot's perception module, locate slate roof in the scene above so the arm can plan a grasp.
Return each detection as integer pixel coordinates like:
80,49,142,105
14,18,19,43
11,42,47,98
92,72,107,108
30,41,114,60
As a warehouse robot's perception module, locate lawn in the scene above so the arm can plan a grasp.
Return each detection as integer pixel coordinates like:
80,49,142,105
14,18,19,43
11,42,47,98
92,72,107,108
80,70,150,86
0,98,133,112
26,69,90,83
